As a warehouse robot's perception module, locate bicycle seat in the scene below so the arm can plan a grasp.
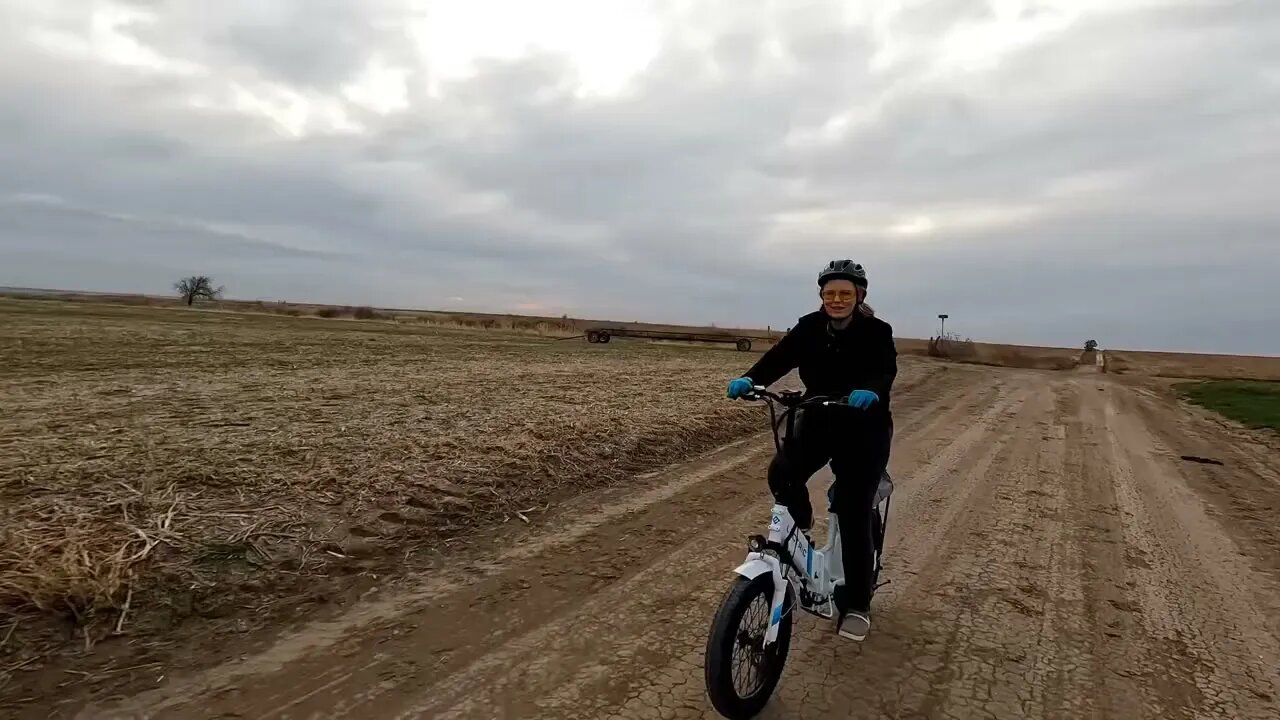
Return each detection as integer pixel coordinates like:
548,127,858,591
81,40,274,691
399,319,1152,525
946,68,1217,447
874,471,894,506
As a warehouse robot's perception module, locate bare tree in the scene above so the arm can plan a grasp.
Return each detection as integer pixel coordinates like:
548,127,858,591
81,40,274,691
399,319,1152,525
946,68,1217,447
174,276,224,306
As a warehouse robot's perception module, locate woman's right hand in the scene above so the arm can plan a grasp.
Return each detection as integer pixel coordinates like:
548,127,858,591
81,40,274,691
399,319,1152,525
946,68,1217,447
726,377,754,399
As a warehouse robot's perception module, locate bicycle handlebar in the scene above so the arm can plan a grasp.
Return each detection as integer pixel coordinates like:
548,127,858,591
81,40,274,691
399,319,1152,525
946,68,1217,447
742,386,848,408
737,386,855,454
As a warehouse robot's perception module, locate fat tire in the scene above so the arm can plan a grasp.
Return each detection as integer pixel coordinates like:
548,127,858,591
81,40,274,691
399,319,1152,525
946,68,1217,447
704,574,793,719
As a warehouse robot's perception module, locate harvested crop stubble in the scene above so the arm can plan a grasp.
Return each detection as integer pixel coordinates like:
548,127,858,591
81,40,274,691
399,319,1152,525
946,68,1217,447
1104,349,1280,381
0,299,762,660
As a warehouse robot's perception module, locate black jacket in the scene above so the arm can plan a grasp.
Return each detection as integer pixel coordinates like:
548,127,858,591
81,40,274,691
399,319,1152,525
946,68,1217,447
743,310,898,418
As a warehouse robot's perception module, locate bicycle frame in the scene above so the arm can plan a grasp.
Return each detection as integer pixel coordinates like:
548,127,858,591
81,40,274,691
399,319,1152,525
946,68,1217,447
734,500,846,645
730,386,895,647
731,388,852,645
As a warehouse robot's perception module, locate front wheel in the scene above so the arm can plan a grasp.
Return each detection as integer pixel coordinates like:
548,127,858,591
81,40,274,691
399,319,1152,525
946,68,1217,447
704,573,793,719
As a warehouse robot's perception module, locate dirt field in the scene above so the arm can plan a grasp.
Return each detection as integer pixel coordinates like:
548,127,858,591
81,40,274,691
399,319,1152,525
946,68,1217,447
1105,349,1280,381
25,362,1273,720
0,288,785,346
5,298,1280,718
0,299,767,708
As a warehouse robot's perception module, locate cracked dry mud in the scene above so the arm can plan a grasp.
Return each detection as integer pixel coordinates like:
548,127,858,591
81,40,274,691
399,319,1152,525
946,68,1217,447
72,366,1280,720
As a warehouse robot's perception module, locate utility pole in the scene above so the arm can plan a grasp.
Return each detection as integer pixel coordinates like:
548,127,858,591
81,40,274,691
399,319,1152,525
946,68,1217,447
938,314,949,338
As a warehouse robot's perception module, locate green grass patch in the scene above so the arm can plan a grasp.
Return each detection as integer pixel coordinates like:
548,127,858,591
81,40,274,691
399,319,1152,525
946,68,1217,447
1177,380,1280,431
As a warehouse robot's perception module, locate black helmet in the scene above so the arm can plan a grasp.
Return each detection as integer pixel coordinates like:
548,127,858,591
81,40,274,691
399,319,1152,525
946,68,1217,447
817,259,868,289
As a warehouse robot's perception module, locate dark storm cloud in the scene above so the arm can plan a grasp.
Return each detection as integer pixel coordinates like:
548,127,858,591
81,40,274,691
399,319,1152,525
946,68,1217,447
1,0,1277,353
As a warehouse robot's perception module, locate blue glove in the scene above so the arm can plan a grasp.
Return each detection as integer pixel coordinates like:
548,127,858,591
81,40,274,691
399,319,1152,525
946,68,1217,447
848,389,879,409
727,377,755,399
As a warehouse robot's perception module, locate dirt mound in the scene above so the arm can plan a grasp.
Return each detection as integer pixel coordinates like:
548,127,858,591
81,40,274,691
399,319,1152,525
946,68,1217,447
924,337,1079,371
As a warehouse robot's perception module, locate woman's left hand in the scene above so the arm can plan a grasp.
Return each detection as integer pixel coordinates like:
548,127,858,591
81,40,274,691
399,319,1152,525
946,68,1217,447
848,390,880,409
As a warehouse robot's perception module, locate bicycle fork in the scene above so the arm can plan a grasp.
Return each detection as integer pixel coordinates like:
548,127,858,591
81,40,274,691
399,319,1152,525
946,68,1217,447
732,503,801,647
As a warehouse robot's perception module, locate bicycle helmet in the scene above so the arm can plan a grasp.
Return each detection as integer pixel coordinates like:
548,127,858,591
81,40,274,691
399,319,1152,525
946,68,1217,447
817,259,868,289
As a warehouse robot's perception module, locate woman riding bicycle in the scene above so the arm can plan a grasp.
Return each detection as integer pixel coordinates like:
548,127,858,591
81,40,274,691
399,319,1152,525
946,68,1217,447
726,259,897,641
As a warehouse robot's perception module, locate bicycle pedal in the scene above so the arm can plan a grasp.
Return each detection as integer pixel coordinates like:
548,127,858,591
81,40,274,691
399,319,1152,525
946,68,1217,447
815,598,834,619
800,595,834,619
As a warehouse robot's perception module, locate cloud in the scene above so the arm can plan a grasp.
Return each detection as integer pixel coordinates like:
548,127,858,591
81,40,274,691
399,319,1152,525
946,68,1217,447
1,0,1278,354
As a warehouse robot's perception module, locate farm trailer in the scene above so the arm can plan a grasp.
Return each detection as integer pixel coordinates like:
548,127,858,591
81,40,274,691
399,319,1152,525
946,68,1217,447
583,326,775,351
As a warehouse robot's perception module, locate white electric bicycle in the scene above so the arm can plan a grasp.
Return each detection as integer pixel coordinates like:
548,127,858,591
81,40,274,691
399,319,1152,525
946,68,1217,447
703,386,894,719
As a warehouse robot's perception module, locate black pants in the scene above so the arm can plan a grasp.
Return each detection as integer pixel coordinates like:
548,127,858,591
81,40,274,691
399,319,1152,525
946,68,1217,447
767,406,893,614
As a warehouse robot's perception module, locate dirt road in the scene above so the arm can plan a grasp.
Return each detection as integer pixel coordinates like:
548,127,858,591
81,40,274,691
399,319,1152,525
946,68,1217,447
72,364,1280,719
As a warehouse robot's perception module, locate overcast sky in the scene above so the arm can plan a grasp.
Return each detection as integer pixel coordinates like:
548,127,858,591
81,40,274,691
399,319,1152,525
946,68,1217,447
1,1,1277,354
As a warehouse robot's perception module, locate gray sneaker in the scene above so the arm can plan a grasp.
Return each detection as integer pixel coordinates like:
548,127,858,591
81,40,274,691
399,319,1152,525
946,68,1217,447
837,611,871,641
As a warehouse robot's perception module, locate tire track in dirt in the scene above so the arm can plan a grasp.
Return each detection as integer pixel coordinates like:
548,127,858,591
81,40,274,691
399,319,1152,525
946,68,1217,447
1127,385,1280,585
1090,382,1280,717
878,381,1074,719
523,371,1044,719
73,362,988,719
392,374,1029,720
749,374,1053,719
754,377,1279,720
335,368,1010,720
1056,381,1147,720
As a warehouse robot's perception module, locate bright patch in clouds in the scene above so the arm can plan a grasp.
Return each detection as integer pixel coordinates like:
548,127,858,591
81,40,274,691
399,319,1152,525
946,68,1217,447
413,0,661,97
889,216,935,237
933,2,1077,75
343,58,411,115
28,4,201,76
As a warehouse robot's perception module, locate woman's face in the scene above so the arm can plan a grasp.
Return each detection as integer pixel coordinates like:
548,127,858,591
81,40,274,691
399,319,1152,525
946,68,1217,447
820,279,860,319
